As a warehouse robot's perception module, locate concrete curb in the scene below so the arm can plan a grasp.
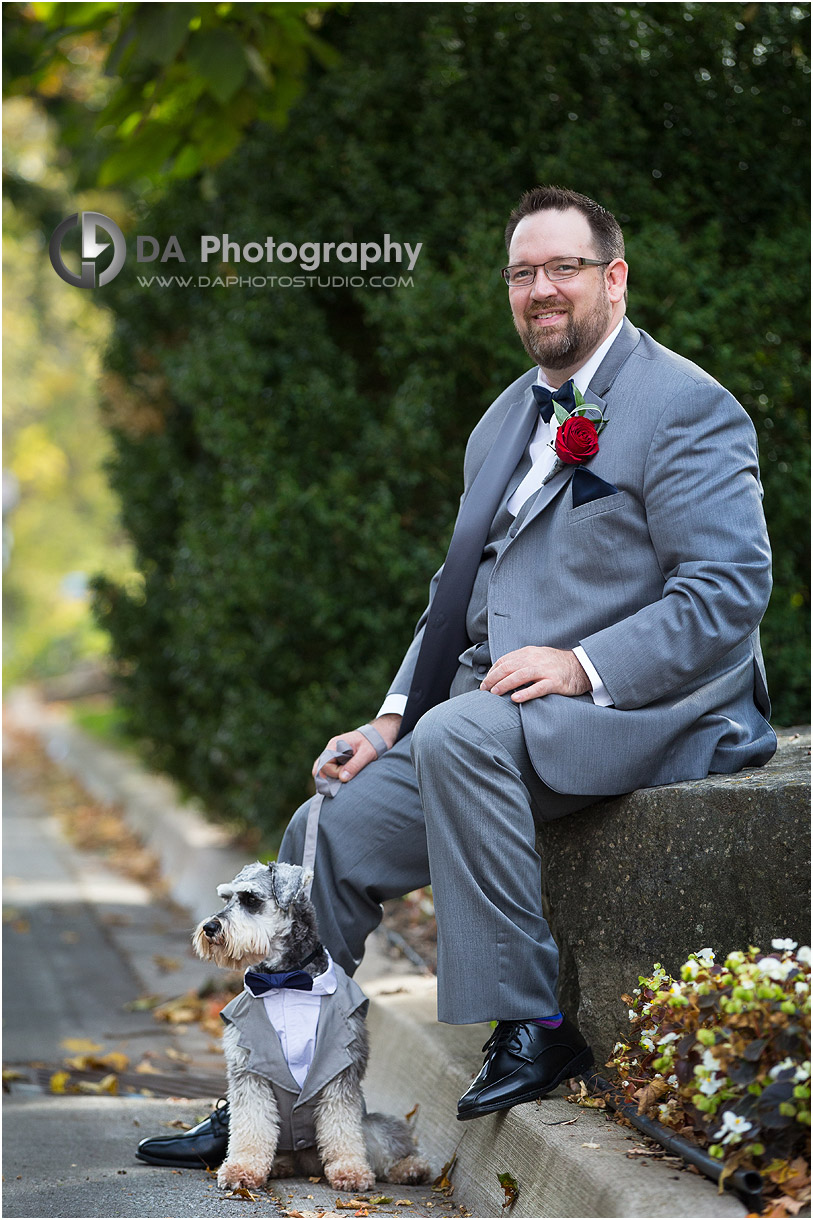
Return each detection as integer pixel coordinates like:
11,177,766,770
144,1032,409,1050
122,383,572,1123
6,689,748,1218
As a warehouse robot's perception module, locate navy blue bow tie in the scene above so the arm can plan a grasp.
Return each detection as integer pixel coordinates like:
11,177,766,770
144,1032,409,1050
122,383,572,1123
532,379,576,423
245,969,314,996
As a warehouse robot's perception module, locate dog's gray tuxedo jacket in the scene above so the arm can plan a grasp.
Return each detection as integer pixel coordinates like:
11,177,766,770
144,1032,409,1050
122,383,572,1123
220,965,369,1152
389,319,776,793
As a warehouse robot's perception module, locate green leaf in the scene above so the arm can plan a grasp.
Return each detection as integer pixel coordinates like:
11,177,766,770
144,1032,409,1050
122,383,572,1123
552,399,570,425
186,29,248,105
497,1171,519,1208
131,5,192,67
97,124,181,187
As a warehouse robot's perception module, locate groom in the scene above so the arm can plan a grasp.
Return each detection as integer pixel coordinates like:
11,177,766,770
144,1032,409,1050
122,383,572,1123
137,185,775,1167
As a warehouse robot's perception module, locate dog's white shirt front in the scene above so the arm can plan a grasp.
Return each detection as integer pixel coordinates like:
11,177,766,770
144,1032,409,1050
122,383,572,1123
244,955,338,1089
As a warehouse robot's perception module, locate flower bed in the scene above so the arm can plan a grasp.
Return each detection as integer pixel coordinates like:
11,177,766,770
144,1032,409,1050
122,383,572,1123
607,941,811,1217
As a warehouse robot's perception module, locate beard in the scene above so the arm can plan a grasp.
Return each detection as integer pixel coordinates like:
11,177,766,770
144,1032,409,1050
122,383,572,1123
514,289,612,371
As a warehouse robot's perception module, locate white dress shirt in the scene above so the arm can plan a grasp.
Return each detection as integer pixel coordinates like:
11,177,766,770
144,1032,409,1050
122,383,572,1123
250,954,338,1089
378,321,624,718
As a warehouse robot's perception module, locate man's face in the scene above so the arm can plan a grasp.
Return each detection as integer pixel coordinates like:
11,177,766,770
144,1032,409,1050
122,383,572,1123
507,208,626,379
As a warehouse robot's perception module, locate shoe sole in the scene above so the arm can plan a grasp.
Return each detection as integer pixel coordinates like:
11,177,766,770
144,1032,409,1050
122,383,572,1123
456,1046,595,1121
134,1151,222,1170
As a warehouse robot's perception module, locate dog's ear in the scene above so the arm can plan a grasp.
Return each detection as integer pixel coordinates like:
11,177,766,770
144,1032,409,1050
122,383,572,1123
267,861,307,910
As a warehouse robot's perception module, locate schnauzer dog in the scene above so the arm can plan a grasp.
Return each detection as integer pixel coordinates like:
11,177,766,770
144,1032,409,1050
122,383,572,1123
194,860,431,1193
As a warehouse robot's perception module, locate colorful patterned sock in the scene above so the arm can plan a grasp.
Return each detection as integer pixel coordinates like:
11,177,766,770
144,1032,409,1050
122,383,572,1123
531,1012,563,1028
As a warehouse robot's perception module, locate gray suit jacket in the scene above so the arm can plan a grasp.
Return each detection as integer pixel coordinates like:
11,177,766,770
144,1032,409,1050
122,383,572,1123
389,319,776,794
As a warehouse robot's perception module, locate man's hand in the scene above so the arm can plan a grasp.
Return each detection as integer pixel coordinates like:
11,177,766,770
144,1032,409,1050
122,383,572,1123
311,713,402,784
481,647,591,702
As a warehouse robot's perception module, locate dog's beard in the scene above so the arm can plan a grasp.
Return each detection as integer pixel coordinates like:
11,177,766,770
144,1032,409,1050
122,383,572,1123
192,915,284,971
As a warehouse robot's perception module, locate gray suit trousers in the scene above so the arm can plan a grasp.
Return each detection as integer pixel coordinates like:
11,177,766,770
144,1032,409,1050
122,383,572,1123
278,681,597,1025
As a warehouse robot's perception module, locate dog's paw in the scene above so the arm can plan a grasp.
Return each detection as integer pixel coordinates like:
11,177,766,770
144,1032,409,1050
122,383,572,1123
385,1154,432,1185
217,1161,269,1190
324,1159,376,1193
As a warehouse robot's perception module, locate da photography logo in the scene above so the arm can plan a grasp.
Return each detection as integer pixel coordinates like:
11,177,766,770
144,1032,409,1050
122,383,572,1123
49,212,126,288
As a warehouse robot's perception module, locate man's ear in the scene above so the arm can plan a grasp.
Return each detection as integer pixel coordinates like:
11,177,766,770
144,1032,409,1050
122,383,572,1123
268,861,307,910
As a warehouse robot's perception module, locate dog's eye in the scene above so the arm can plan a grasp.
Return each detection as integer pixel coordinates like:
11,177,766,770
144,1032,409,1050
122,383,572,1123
239,892,262,910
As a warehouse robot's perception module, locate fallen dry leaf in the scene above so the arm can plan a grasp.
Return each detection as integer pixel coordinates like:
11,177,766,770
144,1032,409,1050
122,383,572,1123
164,1047,192,1064
49,1070,71,1094
582,1142,601,1149
2,1069,26,1082
64,1051,129,1073
153,954,181,973
225,1187,257,1200
60,1038,102,1054
76,1073,118,1095
432,1151,457,1194
633,1076,669,1116
134,1060,161,1075
124,995,162,1011
497,1171,519,1209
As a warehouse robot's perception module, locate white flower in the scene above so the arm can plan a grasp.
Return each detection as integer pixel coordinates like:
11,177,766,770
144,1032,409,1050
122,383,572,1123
769,1057,795,1080
658,1031,680,1046
657,1102,671,1120
756,956,795,981
714,1111,754,1145
794,1061,811,1083
683,960,700,979
772,938,798,952
669,981,683,995
633,988,641,995
736,975,755,990
696,947,715,966
696,1070,723,1096
797,946,811,966
795,980,810,994
613,1041,625,1053
700,1048,720,1072
667,1075,679,1087
628,1009,636,1021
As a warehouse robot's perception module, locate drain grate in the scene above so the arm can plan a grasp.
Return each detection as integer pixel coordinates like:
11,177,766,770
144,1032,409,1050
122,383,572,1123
26,1064,227,1099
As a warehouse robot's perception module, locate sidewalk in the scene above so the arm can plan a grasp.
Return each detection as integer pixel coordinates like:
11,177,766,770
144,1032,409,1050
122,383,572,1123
4,690,750,1218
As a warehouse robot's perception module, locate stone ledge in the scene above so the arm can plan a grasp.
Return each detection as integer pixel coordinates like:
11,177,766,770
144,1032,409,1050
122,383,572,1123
362,975,747,1218
537,728,811,1065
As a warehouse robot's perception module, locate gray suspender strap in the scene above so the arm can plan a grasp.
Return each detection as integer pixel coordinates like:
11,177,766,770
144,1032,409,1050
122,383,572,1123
302,723,389,898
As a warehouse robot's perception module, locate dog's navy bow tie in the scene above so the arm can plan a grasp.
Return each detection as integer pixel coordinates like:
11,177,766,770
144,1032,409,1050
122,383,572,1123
245,969,314,995
531,379,576,423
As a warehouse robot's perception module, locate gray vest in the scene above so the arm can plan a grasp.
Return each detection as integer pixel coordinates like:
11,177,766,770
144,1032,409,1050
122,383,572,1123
220,965,369,1152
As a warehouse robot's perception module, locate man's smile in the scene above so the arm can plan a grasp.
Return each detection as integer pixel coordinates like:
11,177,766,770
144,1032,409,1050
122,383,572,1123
527,306,570,327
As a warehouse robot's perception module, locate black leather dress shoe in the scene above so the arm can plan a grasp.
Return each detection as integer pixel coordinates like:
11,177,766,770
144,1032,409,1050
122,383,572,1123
457,1017,594,1121
135,1099,230,1168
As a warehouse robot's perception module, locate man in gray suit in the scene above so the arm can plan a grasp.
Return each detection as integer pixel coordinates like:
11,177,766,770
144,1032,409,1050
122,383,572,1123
138,185,775,1163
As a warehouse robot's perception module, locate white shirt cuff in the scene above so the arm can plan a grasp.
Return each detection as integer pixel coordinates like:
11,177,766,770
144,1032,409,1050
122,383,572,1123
573,646,614,707
377,693,408,718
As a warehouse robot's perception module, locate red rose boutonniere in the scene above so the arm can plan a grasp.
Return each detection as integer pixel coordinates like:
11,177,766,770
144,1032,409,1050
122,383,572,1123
542,386,609,485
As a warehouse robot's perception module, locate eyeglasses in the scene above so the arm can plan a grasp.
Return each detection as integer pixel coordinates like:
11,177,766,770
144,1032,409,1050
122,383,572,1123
501,257,610,287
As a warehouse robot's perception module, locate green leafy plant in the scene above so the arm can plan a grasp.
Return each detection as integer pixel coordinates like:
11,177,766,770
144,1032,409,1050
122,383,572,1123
608,941,811,1211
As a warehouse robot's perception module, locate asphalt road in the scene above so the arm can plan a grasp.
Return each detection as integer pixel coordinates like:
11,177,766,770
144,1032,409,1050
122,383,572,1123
1,745,446,1219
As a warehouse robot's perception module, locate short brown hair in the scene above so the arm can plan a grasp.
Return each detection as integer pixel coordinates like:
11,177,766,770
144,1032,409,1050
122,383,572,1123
505,185,625,262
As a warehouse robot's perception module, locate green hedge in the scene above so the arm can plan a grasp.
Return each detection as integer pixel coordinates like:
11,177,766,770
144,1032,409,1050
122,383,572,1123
93,3,810,843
